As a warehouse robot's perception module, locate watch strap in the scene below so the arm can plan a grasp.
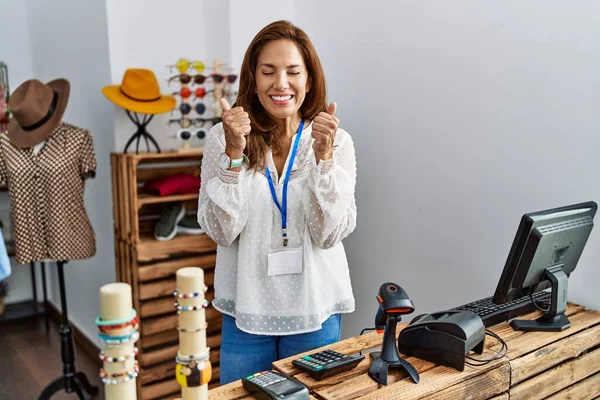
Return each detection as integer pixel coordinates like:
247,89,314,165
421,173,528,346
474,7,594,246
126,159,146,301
230,156,244,168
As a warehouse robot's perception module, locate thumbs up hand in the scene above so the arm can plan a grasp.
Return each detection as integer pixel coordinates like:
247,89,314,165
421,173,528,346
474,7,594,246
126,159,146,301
312,102,339,162
220,98,251,159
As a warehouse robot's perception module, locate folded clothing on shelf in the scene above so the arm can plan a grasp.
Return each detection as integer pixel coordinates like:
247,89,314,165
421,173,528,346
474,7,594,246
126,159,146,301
144,173,200,197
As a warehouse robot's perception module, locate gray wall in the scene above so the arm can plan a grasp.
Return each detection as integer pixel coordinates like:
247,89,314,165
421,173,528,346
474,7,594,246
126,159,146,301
294,1,600,339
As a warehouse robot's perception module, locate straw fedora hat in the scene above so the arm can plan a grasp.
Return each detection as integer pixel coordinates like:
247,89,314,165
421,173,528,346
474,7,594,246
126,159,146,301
7,78,70,149
103,69,175,114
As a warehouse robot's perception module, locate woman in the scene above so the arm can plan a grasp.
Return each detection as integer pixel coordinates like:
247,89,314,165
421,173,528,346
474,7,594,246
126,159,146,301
198,20,357,384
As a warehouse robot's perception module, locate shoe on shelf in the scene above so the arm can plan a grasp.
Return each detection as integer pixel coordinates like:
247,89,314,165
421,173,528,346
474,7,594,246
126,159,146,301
177,215,205,235
155,202,186,241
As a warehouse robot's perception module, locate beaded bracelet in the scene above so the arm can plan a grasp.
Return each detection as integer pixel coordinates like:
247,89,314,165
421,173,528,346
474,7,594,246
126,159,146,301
99,330,140,347
101,369,139,385
99,347,138,363
176,322,208,333
95,309,137,327
173,285,208,299
176,348,210,365
98,324,139,341
100,362,139,379
98,316,139,332
174,299,209,312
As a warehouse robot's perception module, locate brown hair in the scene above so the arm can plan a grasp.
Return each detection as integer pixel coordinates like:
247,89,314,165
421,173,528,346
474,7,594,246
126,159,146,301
234,20,328,171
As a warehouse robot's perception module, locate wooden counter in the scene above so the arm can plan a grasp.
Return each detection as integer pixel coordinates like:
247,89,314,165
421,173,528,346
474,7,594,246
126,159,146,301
209,303,600,399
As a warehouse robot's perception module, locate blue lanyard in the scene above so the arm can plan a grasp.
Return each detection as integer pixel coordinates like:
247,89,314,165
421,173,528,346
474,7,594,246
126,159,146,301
266,119,305,246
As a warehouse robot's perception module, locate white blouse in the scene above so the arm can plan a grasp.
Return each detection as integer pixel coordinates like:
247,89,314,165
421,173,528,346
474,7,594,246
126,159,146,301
198,122,356,335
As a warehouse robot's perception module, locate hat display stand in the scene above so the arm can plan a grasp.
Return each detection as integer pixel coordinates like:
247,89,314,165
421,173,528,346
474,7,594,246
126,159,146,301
167,58,237,153
97,283,138,400
122,110,161,154
174,267,211,400
102,68,176,155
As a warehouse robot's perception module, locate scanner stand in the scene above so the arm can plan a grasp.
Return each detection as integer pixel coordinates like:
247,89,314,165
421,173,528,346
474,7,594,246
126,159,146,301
368,315,420,385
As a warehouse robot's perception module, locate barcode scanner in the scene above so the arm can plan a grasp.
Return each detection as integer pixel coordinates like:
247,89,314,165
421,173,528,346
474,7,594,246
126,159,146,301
368,282,420,385
375,283,415,332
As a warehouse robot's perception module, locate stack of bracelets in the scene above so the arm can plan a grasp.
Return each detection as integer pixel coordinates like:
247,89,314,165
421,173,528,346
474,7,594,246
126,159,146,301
95,309,140,385
174,285,212,388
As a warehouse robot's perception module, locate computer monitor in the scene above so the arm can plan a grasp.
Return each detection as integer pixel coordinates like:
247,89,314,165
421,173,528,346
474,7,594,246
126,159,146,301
492,201,597,332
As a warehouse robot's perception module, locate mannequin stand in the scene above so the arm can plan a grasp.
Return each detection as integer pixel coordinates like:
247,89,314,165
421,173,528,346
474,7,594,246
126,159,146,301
39,261,98,400
123,110,161,154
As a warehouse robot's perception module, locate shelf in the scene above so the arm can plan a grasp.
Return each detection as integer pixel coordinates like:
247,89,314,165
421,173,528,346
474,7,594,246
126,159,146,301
136,233,217,262
131,148,204,165
0,300,45,323
137,192,199,208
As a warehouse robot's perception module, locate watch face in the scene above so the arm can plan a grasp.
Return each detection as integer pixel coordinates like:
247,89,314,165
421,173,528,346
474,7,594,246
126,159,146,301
219,153,230,169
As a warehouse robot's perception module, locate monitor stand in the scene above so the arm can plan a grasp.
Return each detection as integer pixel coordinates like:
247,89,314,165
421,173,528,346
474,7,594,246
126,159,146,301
511,265,570,332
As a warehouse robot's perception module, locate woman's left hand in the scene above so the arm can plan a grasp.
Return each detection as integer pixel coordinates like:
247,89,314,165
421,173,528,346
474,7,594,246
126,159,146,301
312,102,339,163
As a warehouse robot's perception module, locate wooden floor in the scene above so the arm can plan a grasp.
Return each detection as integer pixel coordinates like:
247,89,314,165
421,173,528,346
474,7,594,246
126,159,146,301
0,315,104,399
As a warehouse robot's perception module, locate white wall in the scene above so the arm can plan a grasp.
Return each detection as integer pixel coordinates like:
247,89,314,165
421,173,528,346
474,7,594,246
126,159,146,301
0,0,39,304
106,0,214,152
23,0,116,343
294,0,600,338
228,0,294,70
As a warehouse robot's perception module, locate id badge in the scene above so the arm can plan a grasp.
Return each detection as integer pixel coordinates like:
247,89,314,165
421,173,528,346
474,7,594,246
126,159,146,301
267,247,303,276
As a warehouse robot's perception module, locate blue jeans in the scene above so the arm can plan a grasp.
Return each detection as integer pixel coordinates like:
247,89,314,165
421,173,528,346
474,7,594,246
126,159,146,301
219,314,342,385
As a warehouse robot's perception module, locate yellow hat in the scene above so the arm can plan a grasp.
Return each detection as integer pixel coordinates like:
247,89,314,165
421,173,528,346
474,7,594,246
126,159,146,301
102,69,175,114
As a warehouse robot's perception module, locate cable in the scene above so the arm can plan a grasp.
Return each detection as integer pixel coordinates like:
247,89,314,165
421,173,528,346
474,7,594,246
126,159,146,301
358,327,376,355
360,327,376,336
465,330,508,367
530,291,551,313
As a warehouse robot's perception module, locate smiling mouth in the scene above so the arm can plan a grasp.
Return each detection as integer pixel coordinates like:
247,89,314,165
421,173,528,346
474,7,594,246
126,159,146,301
269,95,294,102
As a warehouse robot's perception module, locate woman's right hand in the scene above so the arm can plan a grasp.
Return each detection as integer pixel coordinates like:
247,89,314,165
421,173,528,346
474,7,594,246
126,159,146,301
220,98,251,159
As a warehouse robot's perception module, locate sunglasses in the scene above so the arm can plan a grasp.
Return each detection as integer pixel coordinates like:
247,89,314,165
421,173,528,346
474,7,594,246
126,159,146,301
176,127,208,141
168,73,238,85
172,87,192,99
210,74,238,84
169,117,217,129
168,74,208,85
193,88,216,100
167,58,206,74
178,102,207,116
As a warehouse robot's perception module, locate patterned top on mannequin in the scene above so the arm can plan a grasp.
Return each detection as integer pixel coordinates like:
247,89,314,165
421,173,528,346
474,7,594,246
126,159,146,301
0,122,97,263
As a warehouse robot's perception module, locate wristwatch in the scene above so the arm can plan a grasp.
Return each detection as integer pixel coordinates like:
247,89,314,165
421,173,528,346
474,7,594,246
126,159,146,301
219,152,244,170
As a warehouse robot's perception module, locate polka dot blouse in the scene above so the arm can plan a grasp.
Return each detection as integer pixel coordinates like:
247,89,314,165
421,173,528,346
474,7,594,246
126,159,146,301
198,122,357,335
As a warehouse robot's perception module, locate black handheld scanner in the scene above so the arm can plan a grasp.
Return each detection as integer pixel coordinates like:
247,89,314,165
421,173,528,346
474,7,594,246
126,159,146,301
375,282,415,333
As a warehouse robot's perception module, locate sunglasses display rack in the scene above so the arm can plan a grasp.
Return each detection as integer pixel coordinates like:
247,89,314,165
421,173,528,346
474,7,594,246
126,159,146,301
167,58,238,153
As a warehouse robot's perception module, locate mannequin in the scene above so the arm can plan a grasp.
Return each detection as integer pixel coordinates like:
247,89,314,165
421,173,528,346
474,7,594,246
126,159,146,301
0,78,98,399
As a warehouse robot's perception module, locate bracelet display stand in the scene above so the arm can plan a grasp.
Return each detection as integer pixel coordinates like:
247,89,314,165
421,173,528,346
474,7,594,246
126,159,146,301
175,267,211,400
98,283,138,400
